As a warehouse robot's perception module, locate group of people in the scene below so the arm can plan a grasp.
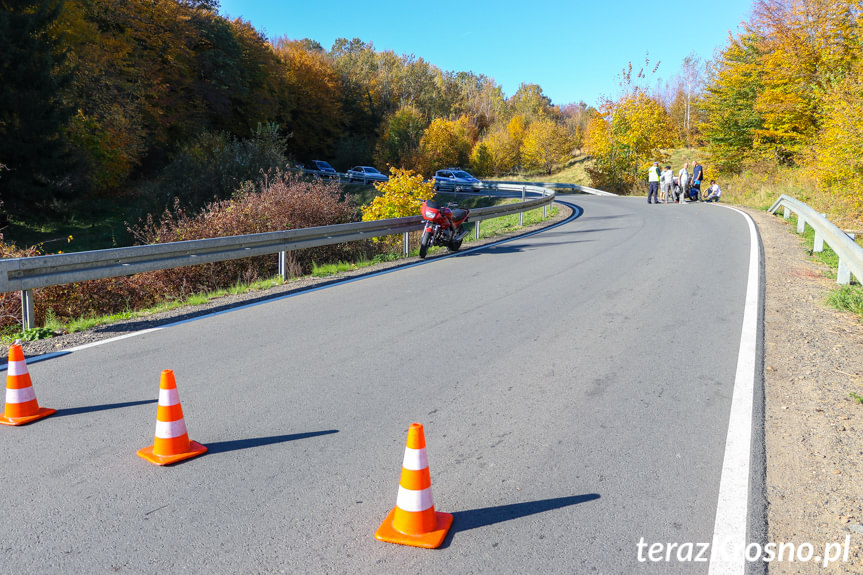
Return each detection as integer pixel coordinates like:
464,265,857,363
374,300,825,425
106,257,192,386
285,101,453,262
647,161,722,204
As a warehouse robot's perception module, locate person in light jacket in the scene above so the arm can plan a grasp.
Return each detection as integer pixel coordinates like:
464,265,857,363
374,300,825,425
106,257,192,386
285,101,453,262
678,163,689,204
660,165,674,203
647,162,661,204
705,180,722,202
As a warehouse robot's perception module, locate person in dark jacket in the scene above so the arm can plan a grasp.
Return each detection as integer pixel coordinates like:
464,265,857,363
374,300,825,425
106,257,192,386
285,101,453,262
690,161,704,201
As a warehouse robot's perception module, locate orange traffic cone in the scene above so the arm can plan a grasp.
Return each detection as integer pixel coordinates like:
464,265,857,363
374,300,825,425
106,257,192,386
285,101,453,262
0,343,56,426
375,422,453,548
137,370,207,465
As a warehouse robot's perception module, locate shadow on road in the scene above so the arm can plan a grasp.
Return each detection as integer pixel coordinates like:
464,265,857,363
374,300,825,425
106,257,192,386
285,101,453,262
204,429,339,455
53,398,158,417
441,493,601,547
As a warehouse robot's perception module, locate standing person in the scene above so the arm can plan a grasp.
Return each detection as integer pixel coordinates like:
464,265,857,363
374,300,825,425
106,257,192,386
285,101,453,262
690,161,704,201
678,162,689,204
660,165,674,203
647,162,661,204
704,180,722,202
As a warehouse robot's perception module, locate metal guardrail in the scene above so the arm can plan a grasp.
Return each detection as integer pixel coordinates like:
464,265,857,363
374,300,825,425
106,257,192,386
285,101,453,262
487,180,617,197
768,194,862,285
1,182,562,329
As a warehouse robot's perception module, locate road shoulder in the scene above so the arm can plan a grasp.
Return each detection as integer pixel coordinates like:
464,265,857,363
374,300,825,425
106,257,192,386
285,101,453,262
743,207,863,574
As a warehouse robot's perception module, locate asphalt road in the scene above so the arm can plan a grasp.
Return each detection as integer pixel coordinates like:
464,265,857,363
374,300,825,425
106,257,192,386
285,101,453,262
1,196,763,574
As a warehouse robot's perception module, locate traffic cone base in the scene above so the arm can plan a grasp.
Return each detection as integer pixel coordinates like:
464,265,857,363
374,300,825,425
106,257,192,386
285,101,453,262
2,343,55,426
375,422,452,548
137,370,206,466
375,508,453,549
137,440,207,466
0,406,56,426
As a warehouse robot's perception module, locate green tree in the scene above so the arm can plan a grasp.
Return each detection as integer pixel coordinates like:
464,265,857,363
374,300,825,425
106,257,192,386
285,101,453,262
0,0,75,217
700,33,764,172
374,106,427,170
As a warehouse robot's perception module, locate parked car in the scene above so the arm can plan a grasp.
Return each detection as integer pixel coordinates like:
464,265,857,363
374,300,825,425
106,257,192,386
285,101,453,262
346,166,388,184
302,160,338,178
433,168,481,191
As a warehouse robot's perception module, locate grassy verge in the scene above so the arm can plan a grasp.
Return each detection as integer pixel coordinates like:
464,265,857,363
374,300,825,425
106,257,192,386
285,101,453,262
496,154,592,186
782,213,863,319
2,277,287,344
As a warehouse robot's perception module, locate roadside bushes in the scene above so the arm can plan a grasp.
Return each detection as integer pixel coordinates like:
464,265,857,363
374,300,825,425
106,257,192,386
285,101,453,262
0,172,377,333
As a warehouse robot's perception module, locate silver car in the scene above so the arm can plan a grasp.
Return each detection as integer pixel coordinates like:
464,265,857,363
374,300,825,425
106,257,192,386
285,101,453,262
433,168,481,191
346,166,389,184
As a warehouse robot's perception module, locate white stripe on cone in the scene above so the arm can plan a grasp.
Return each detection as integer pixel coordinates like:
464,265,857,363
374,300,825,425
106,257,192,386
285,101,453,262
6,386,36,404
7,360,28,377
155,418,188,439
396,486,434,513
158,387,180,406
402,446,429,471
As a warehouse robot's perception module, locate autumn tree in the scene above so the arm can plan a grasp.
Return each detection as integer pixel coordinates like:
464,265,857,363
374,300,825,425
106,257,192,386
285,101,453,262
469,142,493,177
584,91,675,193
274,38,343,159
748,0,860,163
522,119,573,174
803,59,863,209
417,116,475,174
560,102,592,151
473,127,518,176
508,83,557,122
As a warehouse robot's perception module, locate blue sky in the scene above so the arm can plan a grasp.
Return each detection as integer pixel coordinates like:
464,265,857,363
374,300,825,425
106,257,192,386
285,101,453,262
218,0,753,107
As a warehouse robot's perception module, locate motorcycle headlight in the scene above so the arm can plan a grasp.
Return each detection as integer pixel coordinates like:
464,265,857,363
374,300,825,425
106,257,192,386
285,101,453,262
425,211,436,218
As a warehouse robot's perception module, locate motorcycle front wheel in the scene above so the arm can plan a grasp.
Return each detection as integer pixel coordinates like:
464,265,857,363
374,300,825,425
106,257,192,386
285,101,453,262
419,231,432,258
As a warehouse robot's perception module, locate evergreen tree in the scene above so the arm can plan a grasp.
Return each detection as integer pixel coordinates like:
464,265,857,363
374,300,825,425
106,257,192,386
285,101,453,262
0,0,74,218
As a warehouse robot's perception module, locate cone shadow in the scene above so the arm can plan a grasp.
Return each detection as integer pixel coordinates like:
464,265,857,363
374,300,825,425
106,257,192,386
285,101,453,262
53,399,158,417
443,494,600,545
204,429,339,455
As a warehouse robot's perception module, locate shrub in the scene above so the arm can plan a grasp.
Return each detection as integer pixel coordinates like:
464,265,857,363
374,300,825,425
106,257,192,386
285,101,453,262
0,172,373,333
361,167,434,251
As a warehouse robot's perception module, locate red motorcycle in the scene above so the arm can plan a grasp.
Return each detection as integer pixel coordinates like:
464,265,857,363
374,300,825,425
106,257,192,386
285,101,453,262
419,199,470,258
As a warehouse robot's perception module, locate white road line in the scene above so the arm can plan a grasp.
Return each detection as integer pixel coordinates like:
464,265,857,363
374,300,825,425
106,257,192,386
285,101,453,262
709,206,761,574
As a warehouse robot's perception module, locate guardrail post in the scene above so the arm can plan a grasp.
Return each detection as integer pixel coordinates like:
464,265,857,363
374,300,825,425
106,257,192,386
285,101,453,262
838,258,851,285
520,186,525,226
543,204,548,219
403,232,409,257
814,232,824,252
278,251,288,282
784,206,791,219
797,217,806,234
21,289,34,331
475,221,481,240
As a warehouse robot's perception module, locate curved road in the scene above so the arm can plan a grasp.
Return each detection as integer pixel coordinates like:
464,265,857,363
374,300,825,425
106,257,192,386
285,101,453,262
1,196,763,574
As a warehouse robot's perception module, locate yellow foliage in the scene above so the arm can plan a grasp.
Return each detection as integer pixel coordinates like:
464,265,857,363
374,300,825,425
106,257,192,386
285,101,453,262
476,126,519,175
522,119,573,174
417,116,474,174
803,64,863,211
584,91,674,193
361,167,435,222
